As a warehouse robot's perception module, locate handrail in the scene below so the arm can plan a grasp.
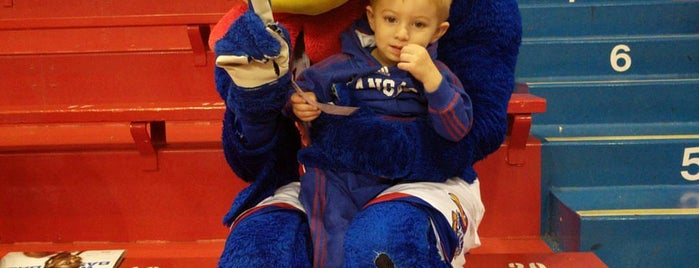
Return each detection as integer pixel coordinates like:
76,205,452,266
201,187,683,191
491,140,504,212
0,13,225,30
0,102,225,125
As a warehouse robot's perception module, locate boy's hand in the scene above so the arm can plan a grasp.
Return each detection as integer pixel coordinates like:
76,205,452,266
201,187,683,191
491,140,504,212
291,92,321,122
397,44,443,92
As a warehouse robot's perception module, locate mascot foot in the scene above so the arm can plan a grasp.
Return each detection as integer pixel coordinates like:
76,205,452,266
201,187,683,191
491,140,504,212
218,208,312,268
344,201,452,268
374,253,395,268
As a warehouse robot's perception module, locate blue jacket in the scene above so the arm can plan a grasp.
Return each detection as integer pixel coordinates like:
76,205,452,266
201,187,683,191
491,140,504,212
294,18,473,142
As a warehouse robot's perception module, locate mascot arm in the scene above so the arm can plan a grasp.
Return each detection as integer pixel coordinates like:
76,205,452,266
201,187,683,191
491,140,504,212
213,0,301,183
212,0,359,226
214,0,290,90
438,0,523,163
299,112,466,182
217,78,300,183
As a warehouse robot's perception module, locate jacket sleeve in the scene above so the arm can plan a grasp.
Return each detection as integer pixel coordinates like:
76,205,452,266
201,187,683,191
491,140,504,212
424,62,474,142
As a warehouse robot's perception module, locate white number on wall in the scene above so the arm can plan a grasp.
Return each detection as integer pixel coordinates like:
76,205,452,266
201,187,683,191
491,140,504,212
610,44,632,72
508,263,546,268
681,147,699,181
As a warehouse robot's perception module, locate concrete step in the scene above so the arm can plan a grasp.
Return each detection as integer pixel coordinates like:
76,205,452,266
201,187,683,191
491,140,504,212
548,185,699,267
519,0,699,38
466,252,607,268
516,0,699,83
0,239,607,268
0,241,223,268
527,81,699,127
516,35,699,82
0,147,239,243
538,136,699,188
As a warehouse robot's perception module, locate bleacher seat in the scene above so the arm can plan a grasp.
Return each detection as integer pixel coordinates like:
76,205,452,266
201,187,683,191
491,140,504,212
0,0,238,263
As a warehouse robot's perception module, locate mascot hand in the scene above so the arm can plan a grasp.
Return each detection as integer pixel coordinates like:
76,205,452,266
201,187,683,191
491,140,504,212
214,0,290,89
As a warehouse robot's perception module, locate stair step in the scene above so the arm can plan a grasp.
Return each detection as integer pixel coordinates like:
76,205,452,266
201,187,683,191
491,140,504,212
0,0,230,18
553,185,699,211
0,241,222,267
528,81,699,127
548,185,699,267
538,137,699,187
465,252,607,268
0,148,240,243
519,0,699,38
516,0,699,83
0,239,604,267
516,35,699,82
472,237,553,254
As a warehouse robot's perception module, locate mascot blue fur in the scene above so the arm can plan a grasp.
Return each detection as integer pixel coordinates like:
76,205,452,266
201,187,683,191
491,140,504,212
209,0,521,267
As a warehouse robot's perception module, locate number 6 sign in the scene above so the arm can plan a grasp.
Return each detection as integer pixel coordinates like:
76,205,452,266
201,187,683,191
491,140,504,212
610,44,632,72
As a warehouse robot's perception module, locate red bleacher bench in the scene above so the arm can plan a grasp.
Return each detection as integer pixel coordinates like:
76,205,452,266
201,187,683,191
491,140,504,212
0,5,546,168
1,6,236,265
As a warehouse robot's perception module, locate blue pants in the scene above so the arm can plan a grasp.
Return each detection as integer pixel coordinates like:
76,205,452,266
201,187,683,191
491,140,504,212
219,178,474,267
298,167,393,268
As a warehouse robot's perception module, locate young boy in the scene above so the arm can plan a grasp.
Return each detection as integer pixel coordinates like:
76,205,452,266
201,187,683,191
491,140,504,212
289,0,479,266
292,0,470,142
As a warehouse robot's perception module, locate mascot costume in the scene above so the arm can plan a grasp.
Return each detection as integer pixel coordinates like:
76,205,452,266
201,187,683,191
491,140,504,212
208,0,521,267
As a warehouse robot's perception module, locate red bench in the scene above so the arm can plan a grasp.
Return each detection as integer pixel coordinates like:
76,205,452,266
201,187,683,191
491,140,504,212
0,4,605,267
1,5,236,265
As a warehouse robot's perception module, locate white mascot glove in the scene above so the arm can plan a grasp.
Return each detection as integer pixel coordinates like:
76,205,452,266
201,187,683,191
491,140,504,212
215,0,290,88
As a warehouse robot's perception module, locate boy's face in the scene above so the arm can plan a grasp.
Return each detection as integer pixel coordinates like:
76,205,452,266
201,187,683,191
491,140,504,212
366,0,449,66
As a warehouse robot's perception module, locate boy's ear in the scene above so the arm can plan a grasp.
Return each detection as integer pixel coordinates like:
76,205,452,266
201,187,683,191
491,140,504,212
366,6,376,31
431,21,450,44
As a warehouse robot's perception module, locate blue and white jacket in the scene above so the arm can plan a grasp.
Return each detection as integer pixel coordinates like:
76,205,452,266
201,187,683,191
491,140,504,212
294,18,473,143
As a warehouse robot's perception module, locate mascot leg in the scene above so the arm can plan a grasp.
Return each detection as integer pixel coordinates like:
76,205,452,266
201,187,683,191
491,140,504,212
218,208,312,268
344,201,451,268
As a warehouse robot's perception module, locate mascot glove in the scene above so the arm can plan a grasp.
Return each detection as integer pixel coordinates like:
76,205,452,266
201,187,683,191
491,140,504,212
214,0,290,89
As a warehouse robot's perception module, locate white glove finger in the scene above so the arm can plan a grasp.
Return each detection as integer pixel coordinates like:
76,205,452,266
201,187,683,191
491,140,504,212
250,0,274,25
263,25,289,59
218,59,282,88
263,26,290,76
216,55,254,67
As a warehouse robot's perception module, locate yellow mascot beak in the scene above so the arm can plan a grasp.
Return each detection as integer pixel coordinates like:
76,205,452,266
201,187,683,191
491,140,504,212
243,0,349,15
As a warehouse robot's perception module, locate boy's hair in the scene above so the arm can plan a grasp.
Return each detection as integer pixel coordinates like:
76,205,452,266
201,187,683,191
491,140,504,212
369,0,453,22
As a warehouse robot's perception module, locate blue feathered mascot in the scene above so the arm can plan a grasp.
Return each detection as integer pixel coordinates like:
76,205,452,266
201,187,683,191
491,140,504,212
209,0,521,267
